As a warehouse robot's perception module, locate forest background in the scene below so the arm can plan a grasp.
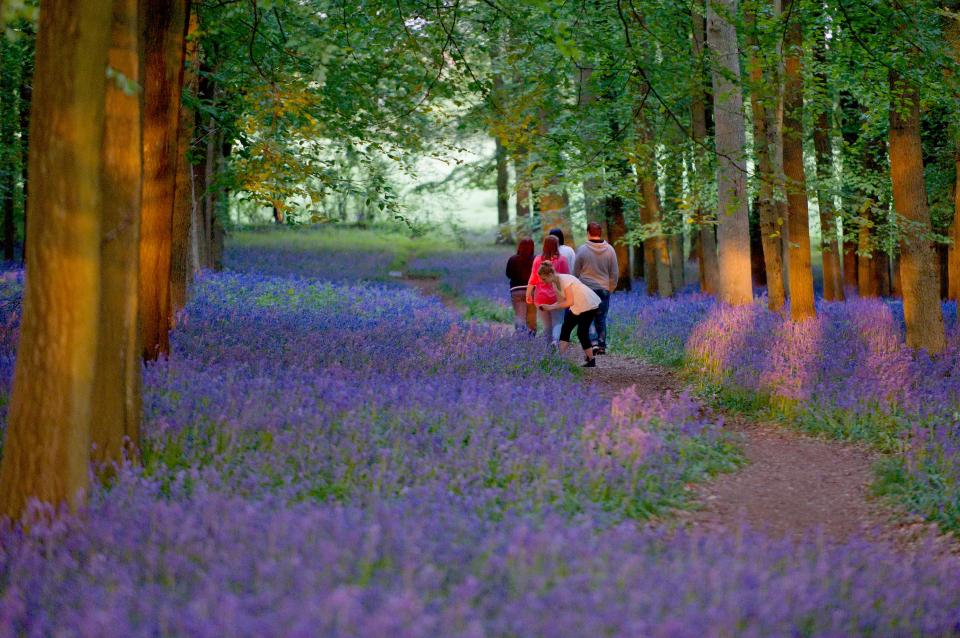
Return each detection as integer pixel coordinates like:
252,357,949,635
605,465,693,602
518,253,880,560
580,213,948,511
1,0,960,518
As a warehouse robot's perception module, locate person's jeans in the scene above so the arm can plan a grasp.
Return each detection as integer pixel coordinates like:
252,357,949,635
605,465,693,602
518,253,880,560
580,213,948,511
510,288,535,334
537,306,555,343
590,289,610,347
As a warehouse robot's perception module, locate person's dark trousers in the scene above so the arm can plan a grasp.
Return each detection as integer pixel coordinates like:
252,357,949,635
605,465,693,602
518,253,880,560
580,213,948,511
589,289,610,348
559,307,599,351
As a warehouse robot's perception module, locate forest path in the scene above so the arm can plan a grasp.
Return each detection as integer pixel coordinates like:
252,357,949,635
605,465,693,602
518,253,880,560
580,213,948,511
403,277,945,547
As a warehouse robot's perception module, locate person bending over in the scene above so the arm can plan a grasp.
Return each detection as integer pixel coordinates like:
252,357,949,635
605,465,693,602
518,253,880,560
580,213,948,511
537,261,601,368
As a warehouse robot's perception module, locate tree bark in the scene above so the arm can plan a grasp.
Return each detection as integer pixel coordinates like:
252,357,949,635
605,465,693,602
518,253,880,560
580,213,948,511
782,2,815,320
91,0,142,470
0,0,112,519
745,1,786,311
169,10,198,321
17,32,32,267
812,23,844,302
889,70,946,353
950,157,960,300
707,0,753,305
494,135,510,242
605,189,631,292
139,0,188,361
1,38,17,262
514,150,531,238
691,0,720,296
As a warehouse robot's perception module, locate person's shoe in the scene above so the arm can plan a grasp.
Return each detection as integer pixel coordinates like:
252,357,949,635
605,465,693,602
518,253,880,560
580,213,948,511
594,345,606,355
583,357,596,368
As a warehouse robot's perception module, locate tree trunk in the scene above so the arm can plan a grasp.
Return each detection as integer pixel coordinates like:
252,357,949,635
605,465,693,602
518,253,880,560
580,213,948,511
0,0,112,519
746,2,786,311
812,24,844,302
17,37,32,267
635,95,673,298
514,150,531,238
857,210,878,297
950,153,960,300
139,0,188,361
169,10,198,321
91,0,142,470
691,0,720,296
782,2,815,320
670,234,684,290
494,135,510,242
605,191,631,292
632,242,644,280
889,70,946,353
707,0,753,305
1,39,17,262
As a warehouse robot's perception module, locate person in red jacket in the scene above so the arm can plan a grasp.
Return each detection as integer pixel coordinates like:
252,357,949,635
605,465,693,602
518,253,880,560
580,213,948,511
525,235,569,343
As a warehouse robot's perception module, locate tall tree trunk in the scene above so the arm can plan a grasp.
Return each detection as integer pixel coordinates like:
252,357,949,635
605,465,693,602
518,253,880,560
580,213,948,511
514,150,531,238
139,0,188,361
579,66,603,223
782,2,815,320
746,1,786,311
605,190,631,292
17,35,32,267
170,10,198,321
0,0,112,519
950,156,960,300
494,135,510,242
839,92,862,294
635,90,673,298
1,39,17,262
707,0,753,305
691,0,720,295
91,0,142,470
812,23,844,302
889,71,946,353
857,207,879,297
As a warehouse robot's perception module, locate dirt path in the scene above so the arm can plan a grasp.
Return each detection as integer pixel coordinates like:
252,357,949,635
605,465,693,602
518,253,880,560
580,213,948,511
404,278,950,548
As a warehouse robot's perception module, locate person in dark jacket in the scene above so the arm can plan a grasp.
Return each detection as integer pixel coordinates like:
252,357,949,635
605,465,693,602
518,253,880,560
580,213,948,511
505,238,537,334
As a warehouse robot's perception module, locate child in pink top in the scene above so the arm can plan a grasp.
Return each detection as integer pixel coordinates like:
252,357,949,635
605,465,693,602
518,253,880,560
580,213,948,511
525,235,570,342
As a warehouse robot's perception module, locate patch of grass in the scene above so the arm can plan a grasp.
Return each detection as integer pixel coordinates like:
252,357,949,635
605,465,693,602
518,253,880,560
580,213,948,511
461,296,513,324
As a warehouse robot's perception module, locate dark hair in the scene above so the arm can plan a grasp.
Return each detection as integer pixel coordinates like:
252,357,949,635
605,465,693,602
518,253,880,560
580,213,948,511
541,235,560,260
516,238,534,259
587,221,602,237
548,228,565,246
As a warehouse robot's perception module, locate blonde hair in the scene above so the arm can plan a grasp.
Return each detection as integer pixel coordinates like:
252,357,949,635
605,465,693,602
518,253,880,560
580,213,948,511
538,261,563,299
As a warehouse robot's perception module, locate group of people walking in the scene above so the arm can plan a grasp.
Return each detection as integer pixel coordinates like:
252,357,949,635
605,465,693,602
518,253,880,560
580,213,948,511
505,222,619,368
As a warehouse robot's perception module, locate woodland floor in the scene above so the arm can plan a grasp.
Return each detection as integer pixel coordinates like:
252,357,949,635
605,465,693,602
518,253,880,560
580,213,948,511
404,276,956,552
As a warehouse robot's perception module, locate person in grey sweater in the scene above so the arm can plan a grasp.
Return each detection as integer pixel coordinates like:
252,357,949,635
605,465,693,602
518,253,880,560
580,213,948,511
574,221,618,354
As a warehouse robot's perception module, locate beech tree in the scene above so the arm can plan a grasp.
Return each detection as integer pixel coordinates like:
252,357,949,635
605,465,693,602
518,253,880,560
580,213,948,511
782,0,815,320
0,0,113,518
707,0,753,306
140,0,188,361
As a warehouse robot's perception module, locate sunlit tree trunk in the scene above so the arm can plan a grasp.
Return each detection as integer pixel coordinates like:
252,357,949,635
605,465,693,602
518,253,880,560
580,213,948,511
91,0,142,470
812,23,844,302
889,70,946,353
139,0,188,361
691,1,720,296
782,1,815,319
707,0,753,305
745,1,786,311
0,0,112,519
170,10,198,320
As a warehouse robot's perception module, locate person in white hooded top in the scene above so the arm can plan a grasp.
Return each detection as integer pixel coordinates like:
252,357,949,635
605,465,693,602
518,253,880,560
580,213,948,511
573,221,618,354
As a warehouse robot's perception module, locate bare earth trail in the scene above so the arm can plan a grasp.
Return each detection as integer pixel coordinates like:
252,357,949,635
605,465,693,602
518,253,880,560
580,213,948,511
404,277,949,548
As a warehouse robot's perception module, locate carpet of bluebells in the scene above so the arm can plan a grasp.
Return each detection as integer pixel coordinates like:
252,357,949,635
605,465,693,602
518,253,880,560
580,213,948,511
0,235,959,635
611,290,960,534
